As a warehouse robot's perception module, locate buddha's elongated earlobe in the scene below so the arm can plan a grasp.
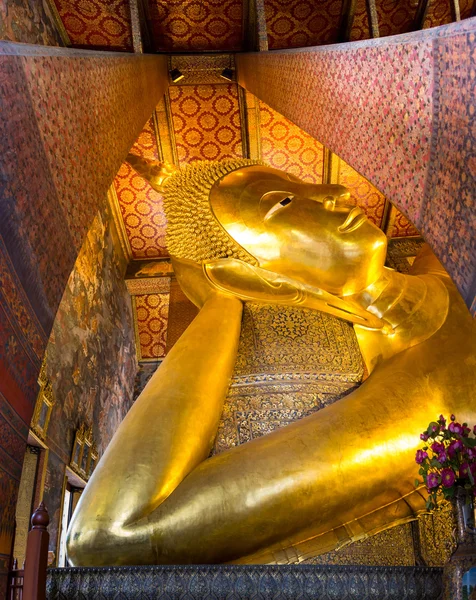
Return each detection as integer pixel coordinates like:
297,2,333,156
203,259,390,331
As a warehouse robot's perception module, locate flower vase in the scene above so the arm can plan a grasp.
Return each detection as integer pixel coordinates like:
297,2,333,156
443,486,476,600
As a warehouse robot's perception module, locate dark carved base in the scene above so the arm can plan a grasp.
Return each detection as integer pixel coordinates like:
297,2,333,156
46,564,443,599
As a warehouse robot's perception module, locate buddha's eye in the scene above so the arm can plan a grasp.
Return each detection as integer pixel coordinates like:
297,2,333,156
264,195,294,221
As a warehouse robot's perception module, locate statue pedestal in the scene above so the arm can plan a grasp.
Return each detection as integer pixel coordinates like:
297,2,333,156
443,487,476,600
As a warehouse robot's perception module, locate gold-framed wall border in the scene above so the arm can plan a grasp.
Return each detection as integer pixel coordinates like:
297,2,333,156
31,382,55,441
254,0,269,51
238,85,250,159
107,185,133,264
128,0,144,53
366,0,380,38
69,424,97,481
322,148,340,185
156,93,179,167
54,469,68,567
152,110,164,163
131,295,143,362
44,0,71,46
241,91,262,160
384,204,398,238
55,465,88,567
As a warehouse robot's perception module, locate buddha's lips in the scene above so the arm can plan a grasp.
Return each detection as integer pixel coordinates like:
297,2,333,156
338,207,366,233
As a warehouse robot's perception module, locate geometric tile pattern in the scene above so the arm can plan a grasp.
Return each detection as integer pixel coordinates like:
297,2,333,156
349,0,371,41
259,100,324,182
147,0,243,52
135,294,170,359
45,564,445,599
376,0,416,38
169,84,243,164
264,0,344,49
339,159,386,228
52,0,133,50
114,118,168,260
392,209,420,237
423,0,453,29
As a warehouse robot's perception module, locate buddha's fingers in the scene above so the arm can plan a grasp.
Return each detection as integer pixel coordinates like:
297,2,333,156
67,292,242,565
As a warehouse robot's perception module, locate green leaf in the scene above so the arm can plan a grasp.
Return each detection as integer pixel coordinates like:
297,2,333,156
462,437,476,448
414,479,421,488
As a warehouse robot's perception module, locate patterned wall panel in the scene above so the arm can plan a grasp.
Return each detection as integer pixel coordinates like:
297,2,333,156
423,0,453,28
339,158,386,228
376,0,417,37
349,0,371,41
264,0,344,49
147,0,243,51
114,118,168,259
392,209,420,237
52,0,133,50
259,100,324,182
169,84,243,164
135,294,170,359
0,0,63,45
459,0,474,19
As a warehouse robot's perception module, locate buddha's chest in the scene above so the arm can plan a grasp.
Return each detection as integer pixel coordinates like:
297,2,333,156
212,303,364,455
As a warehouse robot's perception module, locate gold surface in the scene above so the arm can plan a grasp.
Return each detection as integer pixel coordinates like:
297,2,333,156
67,163,474,566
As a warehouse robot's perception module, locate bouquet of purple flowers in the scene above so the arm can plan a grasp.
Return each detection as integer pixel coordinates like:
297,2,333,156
415,414,476,510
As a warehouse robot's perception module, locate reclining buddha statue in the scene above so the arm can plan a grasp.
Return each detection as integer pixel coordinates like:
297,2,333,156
67,159,476,566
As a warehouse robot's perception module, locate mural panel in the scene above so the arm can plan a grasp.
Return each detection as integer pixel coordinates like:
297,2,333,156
41,206,137,557
41,450,65,556
0,0,63,45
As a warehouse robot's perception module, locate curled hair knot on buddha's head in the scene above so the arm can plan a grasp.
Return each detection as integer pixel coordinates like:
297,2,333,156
163,159,263,265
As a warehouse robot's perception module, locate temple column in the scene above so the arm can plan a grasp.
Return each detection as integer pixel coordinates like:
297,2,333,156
0,43,168,592
236,18,476,315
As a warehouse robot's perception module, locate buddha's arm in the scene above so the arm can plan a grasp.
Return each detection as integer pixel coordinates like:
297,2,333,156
67,292,242,565
138,357,438,565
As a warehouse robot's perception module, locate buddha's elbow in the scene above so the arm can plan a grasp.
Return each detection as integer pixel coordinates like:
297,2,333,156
66,513,122,567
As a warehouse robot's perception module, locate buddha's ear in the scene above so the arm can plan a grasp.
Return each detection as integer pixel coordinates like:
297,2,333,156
203,259,389,331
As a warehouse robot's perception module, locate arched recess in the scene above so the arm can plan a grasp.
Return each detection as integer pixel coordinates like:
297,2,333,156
236,18,476,314
0,41,167,587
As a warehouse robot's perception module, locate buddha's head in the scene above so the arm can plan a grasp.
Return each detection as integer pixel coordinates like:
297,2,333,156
164,160,387,297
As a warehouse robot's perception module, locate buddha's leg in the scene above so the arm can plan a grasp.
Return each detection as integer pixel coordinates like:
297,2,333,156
67,293,242,566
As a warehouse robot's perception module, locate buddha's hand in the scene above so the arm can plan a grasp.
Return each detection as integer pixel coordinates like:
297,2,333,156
201,258,386,330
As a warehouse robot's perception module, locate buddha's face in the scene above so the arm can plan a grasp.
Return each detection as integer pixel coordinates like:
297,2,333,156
210,166,387,296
